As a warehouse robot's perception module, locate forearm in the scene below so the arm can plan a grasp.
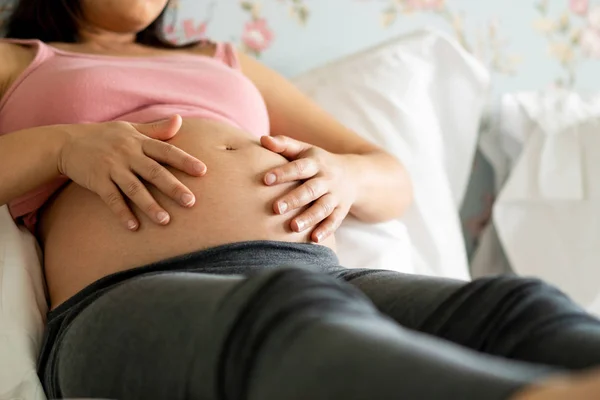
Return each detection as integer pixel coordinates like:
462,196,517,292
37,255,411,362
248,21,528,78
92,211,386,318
0,125,69,207
343,151,412,223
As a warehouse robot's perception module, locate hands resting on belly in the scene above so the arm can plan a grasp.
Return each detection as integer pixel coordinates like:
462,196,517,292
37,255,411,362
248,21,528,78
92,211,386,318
58,115,356,242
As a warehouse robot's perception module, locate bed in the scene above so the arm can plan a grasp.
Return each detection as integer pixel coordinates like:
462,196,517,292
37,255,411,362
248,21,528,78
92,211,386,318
0,28,489,399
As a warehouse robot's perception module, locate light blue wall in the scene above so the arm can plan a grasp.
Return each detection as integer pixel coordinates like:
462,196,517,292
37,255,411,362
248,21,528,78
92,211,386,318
172,0,600,95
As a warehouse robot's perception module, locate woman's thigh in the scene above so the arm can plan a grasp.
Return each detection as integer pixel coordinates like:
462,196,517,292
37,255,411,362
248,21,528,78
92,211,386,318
333,268,466,330
341,269,600,370
55,272,244,400
54,267,559,400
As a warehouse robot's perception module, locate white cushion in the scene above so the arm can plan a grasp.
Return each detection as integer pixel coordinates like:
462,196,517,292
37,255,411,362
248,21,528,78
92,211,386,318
292,29,489,279
0,205,47,400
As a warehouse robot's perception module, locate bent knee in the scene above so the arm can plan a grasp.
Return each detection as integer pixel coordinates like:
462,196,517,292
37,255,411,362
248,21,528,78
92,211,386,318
477,275,568,301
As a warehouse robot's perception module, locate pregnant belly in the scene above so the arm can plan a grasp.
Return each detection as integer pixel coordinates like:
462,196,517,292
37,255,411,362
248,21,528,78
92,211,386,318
39,118,336,308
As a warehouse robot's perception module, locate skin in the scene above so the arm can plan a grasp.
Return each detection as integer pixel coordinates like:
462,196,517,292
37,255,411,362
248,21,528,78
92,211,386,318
1,0,598,398
43,0,413,242
79,0,169,35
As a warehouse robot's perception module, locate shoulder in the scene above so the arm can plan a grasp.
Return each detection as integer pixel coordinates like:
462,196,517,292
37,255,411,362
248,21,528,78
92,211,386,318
0,41,24,70
183,40,243,69
0,40,33,65
0,41,35,97
184,39,219,57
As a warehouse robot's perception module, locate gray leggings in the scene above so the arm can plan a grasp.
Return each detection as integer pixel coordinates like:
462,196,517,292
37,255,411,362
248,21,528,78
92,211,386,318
40,241,600,400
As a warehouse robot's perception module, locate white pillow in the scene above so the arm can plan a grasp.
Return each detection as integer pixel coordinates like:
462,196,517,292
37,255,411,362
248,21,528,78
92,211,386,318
292,29,489,279
0,205,47,400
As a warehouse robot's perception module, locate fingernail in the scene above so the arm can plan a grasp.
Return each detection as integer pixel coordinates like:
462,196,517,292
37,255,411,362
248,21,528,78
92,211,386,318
295,220,305,231
278,202,288,214
265,173,276,185
194,162,206,174
127,220,138,230
181,193,195,206
316,232,325,242
157,211,170,224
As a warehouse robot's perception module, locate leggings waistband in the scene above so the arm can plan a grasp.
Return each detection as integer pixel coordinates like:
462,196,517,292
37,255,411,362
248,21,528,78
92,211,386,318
47,240,340,322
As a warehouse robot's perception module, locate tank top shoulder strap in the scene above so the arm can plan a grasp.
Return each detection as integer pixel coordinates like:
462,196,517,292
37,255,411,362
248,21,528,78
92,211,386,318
0,39,55,112
195,39,241,70
214,42,241,70
0,38,55,64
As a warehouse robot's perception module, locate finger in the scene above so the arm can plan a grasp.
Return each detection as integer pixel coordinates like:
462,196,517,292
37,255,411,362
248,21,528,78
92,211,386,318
133,158,196,208
264,158,319,187
260,135,311,160
132,114,183,141
111,170,171,225
97,181,139,231
311,206,347,243
273,178,328,215
289,193,337,232
143,139,207,176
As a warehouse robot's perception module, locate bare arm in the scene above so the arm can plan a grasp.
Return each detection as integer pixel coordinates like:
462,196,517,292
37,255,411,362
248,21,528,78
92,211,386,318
0,43,67,207
0,39,215,231
237,52,413,223
0,125,68,207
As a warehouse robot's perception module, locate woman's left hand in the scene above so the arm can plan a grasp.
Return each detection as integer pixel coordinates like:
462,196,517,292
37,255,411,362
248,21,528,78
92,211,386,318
261,135,357,243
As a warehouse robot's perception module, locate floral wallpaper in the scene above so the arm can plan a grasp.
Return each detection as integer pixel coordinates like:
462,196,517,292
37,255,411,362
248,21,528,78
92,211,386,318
164,0,303,56
1,0,599,261
159,0,600,91
534,0,600,85
1,0,598,89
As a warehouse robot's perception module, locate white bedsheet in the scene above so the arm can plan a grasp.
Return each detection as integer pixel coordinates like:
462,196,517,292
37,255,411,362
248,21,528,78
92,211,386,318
489,90,600,313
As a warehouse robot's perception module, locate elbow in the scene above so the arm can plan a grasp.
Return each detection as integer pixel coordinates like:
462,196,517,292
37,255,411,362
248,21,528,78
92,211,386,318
347,151,413,223
384,158,413,221
396,192,412,220
397,168,414,218
382,173,413,222
386,151,414,218
351,181,413,224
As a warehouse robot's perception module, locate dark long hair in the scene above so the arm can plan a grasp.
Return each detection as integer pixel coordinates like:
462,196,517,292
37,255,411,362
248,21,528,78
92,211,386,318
5,0,183,48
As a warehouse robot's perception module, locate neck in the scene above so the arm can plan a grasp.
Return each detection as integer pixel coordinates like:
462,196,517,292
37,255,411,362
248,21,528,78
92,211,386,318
78,28,138,48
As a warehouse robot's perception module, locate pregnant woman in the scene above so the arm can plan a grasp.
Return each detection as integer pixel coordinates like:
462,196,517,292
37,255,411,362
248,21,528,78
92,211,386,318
2,1,600,399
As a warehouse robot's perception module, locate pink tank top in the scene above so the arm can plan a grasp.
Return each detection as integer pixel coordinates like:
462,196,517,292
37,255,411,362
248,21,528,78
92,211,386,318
0,39,270,232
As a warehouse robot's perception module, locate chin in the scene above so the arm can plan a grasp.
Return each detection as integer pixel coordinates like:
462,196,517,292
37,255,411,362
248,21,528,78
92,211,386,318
82,0,167,32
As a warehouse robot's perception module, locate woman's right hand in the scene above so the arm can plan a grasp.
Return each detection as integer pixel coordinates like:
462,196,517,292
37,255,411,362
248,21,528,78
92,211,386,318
57,115,206,231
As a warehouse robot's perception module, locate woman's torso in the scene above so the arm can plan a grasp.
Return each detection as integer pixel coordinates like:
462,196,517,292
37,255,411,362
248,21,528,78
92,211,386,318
0,40,335,309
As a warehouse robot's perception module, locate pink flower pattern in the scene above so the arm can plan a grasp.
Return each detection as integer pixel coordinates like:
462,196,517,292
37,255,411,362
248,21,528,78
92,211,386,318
582,27,600,57
570,0,589,15
182,19,207,41
241,19,274,52
589,4,600,29
584,6,600,58
533,1,600,85
164,24,175,35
